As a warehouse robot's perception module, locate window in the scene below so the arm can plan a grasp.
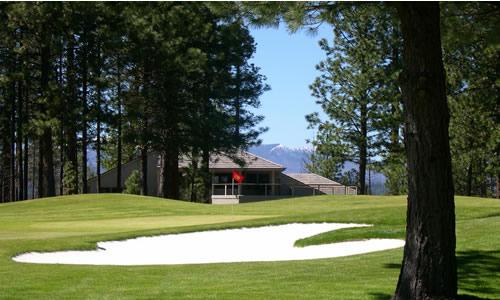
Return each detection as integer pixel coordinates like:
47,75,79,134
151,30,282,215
259,173,270,184
245,173,257,183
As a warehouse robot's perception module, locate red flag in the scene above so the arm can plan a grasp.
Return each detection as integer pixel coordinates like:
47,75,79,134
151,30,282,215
231,170,245,184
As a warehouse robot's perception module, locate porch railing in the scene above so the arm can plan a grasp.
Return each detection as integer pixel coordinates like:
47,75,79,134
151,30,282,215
211,183,281,197
289,185,358,196
211,183,358,197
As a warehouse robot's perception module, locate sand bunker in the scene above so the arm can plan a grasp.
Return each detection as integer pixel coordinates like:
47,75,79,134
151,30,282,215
13,223,404,265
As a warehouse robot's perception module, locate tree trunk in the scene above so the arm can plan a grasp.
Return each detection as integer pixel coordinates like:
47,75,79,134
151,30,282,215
190,151,198,202
165,145,179,200
394,3,456,300
390,103,401,153
158,149,181,200
1,122,12,202
466,161,473,196
59,120,64,196
9,82,16,201
116,62,122,192
358,100,368,195
65,35,78,194
58,45,64,196
235,64,241,140
31,140,37,199
38,128,55,198
201,147,211,203
159,153,166,197
37,36,55,198
96,46,102,194
81,30,89,194
96,97,102,193
23,137,28,199
496,174,500,199
368,165,371,195
23,70,30,199
140,146,148,196
16,80,24,200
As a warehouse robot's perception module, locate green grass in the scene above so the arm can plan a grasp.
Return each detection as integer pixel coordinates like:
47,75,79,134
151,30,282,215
0,194,499,299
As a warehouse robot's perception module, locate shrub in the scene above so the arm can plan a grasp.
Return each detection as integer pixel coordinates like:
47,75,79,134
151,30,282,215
124,170,141,195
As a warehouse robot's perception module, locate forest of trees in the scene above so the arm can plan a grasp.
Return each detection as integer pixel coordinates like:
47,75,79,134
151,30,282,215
305,2,499,198
0,2,268,203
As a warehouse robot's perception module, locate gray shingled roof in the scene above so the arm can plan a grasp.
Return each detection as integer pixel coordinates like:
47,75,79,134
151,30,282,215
179,151,284,170
284,173,342,185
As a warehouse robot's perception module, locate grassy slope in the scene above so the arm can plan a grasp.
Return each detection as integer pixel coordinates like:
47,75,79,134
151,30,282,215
0,194,498,299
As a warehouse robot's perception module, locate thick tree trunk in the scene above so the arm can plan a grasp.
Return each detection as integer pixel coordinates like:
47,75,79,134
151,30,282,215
394,3,456,300
140,145,148,196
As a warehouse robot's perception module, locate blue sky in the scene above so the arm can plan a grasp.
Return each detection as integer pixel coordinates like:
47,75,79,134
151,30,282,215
249,23,334,148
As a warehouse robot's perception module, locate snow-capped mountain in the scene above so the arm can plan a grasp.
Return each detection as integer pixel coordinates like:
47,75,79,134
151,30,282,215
248,144,313,173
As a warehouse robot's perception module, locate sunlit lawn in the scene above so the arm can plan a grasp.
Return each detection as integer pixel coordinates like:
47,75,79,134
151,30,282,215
0,194,498,299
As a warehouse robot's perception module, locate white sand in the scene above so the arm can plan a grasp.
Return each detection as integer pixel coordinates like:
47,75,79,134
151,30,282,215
13,223,404,265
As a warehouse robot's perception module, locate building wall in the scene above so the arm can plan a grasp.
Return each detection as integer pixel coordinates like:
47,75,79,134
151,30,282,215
279,173,351,196
87,153,159,195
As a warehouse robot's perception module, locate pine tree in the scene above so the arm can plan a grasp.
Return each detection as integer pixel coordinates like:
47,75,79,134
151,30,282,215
307,5,394,194
443,2,499,198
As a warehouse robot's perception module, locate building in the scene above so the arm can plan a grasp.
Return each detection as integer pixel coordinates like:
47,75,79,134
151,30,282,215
87,151,357,204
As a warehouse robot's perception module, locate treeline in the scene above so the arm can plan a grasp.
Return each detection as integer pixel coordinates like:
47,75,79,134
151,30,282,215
0,2,268,202
306,3,499,197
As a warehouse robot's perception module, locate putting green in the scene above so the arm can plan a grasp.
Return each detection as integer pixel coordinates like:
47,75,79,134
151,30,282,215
1,215,273,240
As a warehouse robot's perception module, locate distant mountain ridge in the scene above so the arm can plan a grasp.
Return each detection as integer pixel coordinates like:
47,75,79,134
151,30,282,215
248,144,312,173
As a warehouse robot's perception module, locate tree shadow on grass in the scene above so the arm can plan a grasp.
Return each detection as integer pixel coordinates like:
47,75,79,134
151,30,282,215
457,250,500,298
368,292,493,300
369,292,392,300
373,250,499,300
